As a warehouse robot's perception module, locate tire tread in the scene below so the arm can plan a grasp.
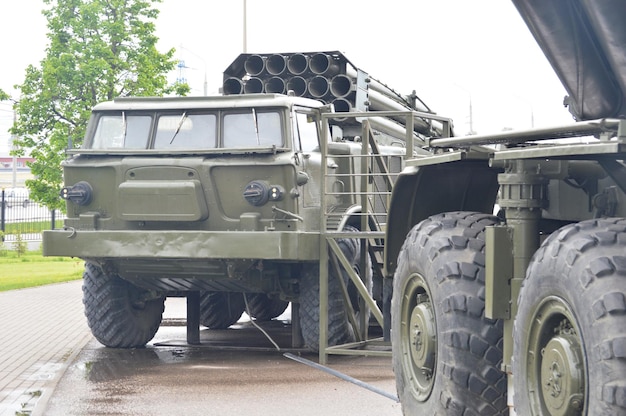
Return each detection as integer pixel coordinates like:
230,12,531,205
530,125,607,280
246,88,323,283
83,262,163,348
515,218,626,413
392,211,506,415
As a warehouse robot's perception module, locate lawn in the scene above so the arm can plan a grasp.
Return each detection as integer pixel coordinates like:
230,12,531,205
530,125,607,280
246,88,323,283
0,250,83,292
3,219,65,235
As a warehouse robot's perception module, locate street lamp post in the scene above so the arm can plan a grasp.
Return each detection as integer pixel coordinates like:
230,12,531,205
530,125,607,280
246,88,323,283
243,0,247,53
11,109,16,187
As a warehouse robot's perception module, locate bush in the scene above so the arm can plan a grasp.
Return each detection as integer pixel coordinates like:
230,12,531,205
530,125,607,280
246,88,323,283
12,234,27,257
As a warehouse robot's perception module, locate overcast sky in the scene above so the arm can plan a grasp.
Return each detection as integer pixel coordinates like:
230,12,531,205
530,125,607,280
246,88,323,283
0,0,574,154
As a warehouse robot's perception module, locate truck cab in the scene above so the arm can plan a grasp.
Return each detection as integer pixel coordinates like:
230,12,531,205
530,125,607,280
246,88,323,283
44,92,388,350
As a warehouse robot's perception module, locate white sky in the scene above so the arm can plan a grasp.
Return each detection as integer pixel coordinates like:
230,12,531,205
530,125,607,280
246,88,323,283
0,0,574,155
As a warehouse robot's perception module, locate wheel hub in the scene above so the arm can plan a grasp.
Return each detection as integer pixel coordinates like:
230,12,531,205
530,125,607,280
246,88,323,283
400,274,437,401
409,295,436,378
540,333,584,416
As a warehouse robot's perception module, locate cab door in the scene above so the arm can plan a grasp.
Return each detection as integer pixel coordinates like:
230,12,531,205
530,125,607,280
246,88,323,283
293,108,326,209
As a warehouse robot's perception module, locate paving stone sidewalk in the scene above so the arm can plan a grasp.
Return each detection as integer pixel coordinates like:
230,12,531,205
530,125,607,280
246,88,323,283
0,280,91,416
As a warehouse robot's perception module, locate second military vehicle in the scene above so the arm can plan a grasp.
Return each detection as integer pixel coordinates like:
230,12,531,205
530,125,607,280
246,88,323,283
387,1,626,415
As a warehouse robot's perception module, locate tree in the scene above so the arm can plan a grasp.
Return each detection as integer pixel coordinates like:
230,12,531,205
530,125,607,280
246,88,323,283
0,89,8,101
11,0,189,209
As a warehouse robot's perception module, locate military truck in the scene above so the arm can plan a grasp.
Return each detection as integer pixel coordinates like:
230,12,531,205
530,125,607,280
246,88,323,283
387,1,626,415
43,51,442,352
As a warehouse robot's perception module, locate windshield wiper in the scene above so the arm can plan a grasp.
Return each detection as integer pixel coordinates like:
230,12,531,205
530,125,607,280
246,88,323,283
252,108,260,145
170,111,187,144
121,111,127,145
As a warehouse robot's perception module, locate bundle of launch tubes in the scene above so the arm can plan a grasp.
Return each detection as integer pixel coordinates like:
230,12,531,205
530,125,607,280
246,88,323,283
222,51,442,138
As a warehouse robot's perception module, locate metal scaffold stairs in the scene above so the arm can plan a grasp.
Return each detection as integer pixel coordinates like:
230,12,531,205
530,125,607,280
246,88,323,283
318,117,396,363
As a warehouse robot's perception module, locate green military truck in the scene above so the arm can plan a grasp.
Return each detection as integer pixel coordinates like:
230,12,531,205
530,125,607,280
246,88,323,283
43,51,442,352
388,1,626,415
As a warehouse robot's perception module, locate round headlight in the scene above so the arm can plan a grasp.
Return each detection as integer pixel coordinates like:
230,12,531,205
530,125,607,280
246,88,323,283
243,180,270,206
60,181,93,206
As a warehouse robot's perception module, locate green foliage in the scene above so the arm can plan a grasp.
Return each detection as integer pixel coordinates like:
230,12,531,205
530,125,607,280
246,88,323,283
0,88,8,101
12,234,27,257
11,0,189,210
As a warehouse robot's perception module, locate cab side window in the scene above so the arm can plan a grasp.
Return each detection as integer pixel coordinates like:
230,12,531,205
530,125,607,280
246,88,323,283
92,114,151,149
294,112,320,153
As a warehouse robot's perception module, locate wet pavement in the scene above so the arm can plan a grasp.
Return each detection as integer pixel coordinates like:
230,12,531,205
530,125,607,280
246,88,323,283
1,281,401,416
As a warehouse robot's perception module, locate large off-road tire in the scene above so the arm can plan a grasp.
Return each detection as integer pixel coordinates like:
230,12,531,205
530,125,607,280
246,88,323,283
245,293,289,321
299,226,372,351
82,262,164,348
199,292,246,329
513,218,626,415
392,211,507,415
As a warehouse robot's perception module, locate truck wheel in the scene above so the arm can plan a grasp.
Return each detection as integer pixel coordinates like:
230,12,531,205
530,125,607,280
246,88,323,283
199,292,245,329
513,218,626,415
245,294,289,321
299,226,372,351
392,211,507,415
82,262,164,348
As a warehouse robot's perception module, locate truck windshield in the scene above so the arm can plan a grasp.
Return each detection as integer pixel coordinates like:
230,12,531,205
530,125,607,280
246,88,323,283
154,113,217,149
223,110,283,147
89,109,283,150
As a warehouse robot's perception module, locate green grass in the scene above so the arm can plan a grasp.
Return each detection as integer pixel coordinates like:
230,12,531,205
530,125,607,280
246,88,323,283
0,250,83,292
3,220,65,234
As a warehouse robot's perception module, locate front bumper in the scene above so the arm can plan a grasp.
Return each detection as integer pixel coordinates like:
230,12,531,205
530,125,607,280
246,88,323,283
43,229,320,261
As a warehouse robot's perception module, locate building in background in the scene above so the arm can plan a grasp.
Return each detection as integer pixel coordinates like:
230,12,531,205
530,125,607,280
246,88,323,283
0,156,34,188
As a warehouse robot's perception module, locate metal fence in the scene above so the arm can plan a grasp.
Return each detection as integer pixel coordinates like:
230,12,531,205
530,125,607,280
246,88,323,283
0,189,66,243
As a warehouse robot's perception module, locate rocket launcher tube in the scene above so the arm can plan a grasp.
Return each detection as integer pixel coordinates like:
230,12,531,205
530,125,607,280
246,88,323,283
244,55,266,76
287,53,309,75
287,76,308,96
331,98,352,121
244,77,264,94
330,74,354,98
266,54,287,76
223,77,244,95
308,76,330,98
309,52,340,76
265,77,286,94
345,66,431,114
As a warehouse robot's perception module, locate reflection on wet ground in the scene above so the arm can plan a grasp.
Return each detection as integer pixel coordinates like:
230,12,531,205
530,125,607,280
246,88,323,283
84,320,300,383
44,321,400,416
